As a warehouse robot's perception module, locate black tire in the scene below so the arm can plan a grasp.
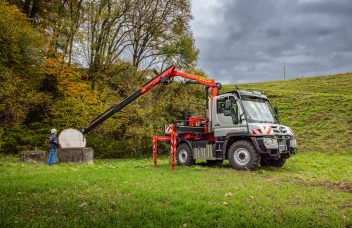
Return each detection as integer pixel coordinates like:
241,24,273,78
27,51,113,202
176,144,195,166
261,158,286,167
206,160,223,166
228,140,260,170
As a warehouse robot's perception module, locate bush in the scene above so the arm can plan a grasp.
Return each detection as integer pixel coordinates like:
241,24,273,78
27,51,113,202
0,124,48,154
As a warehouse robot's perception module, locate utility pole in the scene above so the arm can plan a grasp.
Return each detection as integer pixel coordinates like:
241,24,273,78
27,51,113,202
284,66,286,80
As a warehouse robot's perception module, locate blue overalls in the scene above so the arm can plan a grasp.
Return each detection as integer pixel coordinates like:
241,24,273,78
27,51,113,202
48,134,60,165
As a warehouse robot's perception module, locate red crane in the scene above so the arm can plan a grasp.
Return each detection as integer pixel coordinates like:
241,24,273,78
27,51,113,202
81,65,221,169
82,65,221,135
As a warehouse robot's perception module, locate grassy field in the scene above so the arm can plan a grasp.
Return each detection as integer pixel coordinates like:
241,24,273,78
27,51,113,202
0,153,352,227
1,73,352,227
0,154,351,227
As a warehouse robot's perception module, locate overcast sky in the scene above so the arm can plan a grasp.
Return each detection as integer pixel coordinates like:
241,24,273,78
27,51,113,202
190,0,352,83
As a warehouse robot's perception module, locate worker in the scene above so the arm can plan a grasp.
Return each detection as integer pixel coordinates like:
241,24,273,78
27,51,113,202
48,129,60,165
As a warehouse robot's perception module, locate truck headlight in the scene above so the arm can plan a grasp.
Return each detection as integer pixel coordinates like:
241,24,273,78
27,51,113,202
263,138,278,149
290,138,297,148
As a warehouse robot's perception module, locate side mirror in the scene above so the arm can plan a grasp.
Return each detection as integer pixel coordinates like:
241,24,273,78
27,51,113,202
274,106,279,115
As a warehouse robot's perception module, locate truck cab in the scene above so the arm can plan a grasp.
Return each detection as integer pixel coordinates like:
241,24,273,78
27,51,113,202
175,90,297,170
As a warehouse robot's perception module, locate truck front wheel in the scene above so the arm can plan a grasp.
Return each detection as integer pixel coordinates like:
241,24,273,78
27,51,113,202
176,144,195,166
228,140,260,170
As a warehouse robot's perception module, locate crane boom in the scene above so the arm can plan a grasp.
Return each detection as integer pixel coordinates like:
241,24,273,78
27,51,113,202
81,65,220,134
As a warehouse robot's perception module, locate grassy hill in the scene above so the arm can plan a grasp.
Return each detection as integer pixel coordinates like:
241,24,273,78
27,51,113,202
223,72,352,153
0,73,351,227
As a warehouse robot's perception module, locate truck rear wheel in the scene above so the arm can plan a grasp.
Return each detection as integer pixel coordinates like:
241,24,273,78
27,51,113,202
176,144,195,166
261,158,286,167
228,140,260,170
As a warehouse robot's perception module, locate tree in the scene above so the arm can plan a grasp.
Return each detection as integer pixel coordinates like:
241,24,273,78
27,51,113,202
7,0,42,21
44,58,106,130
82,0,130,88
7,0,85,65
56,0,84,65
126,0,196,70
0,1,46,127
159,34,199,70
0,1,48,153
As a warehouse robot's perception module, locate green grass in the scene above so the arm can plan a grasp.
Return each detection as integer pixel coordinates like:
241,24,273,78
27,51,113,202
1,73,352,227
0,154,351,227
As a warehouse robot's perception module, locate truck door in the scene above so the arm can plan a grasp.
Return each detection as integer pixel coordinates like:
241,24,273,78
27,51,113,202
212,95,247,137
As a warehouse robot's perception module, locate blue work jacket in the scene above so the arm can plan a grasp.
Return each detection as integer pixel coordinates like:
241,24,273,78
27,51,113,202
49,134,60,149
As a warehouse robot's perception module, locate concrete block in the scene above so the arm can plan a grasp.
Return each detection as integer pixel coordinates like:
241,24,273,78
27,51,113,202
20,151,46,163
58,147,94,164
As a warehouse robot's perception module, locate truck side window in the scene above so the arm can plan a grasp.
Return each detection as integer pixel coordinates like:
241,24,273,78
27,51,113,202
217,97,237,114
217,97,227,113
229,97,237,115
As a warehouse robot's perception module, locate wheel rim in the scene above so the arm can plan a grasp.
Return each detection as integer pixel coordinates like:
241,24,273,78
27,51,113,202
234,148,250,166
179,149,188,163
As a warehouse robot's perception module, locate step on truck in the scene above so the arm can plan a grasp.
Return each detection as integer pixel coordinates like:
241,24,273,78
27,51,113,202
81,65,297,170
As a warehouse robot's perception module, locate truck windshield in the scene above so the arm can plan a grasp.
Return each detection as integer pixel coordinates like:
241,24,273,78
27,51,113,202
241,98,278,123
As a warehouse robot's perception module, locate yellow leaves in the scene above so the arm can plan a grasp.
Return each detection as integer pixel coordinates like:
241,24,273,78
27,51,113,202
0,2,45,69
224,192,234,198
44,58,93,99
45,58,107,130
62,80,90,98
78,202,87,208
0,65,47,126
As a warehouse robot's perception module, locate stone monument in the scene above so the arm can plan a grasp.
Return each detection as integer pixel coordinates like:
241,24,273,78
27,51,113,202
58,128,94,164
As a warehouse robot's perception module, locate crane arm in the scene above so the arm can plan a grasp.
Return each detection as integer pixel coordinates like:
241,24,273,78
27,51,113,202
82,65,220,134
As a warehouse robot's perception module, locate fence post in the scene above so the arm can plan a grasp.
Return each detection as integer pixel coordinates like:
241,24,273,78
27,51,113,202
152,136,157,167
170,124,176,170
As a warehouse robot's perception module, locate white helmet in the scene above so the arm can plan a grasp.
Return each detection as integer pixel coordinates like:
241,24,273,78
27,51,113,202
51,129,58,134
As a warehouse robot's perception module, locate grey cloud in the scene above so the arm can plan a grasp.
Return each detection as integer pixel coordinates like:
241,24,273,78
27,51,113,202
191,0,352,83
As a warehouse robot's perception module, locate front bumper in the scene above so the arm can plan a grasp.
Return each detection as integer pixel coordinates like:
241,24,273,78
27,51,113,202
251,136,297,158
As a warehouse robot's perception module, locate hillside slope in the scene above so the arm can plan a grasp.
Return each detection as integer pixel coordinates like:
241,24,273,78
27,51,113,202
222,73,352,153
